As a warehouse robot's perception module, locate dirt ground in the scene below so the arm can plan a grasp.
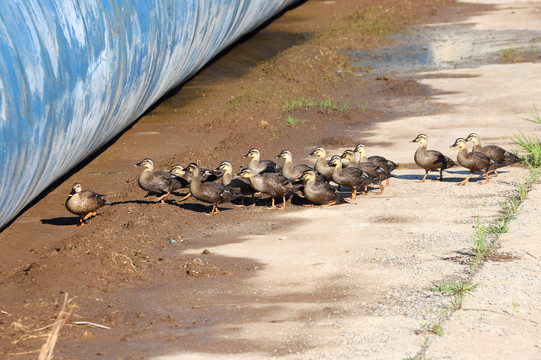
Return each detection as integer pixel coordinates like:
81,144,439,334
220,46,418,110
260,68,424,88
1,0,540,359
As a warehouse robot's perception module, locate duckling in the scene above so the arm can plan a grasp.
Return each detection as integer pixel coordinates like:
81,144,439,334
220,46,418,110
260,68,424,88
465,133,522,176
276,150,312,182
353,144,398,186
308,147,335,182
238,169,300,210
341,150,387,194
298,170,347,206
65,182,108,226
244,148,281,174
328,156,374,200
136,158,185,203
217,161,255,207
183,163,242,215
410,134,457,182
450,138,499,185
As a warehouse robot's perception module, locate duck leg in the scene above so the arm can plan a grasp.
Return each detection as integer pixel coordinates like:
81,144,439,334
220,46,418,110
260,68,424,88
458,172,474,186
205,204,220,215
268,197,277,210
320,201,337,207
418,171,429,183
385,178,390,187
234,197,246,207
439,168,444,181
77,216,85,227
346,188,357,201
481,171,490,185
377,181,384,195
155,192,170,203
247,193,257,208
177,193,192,202
277,196,286,210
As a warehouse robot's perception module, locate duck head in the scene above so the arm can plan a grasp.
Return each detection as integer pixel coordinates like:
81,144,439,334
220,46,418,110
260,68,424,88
341,150,355,162
170,165,185,177
135,158,155,169
238,168,255,178
450,138,467,150
243,148,260,159
217,161,232,172
465,133,480,145
309,147,326,158
276,150,292,160
410,134,428,145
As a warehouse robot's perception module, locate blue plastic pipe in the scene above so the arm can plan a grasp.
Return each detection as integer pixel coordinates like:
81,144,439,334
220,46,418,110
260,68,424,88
0,0,298,229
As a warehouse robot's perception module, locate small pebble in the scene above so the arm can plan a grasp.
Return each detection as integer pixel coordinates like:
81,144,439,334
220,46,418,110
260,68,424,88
279,237,287,240
169,239,177,244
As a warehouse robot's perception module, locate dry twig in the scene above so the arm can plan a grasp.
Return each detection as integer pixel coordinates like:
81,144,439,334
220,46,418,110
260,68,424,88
38,293,72,360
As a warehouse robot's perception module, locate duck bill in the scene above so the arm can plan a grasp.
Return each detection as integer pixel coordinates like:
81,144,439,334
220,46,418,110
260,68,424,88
135,161,145,167
409,138,419,143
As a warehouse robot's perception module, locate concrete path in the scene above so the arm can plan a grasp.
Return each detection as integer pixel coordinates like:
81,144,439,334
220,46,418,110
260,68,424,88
154,1,541,358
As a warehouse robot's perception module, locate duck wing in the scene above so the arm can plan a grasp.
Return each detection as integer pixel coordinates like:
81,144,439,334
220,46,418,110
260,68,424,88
482,145,522,165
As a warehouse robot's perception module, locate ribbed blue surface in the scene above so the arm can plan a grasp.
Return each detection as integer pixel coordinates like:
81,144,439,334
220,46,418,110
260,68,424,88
0,0,297,229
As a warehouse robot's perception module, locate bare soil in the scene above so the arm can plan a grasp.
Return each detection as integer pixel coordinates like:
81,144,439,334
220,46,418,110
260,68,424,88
1,0,540,359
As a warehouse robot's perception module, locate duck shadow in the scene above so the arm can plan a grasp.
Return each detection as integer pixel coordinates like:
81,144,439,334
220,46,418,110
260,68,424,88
108,199,169,206
41,216,80,226
393,170,500,184
171,201,235,214
41,214,103,226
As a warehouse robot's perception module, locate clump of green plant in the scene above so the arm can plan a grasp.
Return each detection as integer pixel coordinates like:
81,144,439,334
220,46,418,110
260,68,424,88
513,106,541,168
429,279,479,310
403,337,431,360
421,322,444,336
471,218,489,265
512,298,519,314
281,97,314,112
281,116,299,131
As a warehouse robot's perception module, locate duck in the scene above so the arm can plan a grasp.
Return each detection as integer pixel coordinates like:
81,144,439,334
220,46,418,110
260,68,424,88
308,147,335,182
244,148,281,174
450,138,499,185
410,134,457,182
353,144,398,187
341,150,387,194
465,133,522,176
182,163,242,215
65,182,108,226
170,164,222,184
135,158,185,203
298,170,347,206
238,169,300,210
275,149,312,182
217,161,255,207
328,156,374,200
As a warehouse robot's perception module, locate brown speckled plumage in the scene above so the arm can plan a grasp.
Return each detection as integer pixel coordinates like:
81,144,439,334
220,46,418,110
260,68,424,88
65,183,107,226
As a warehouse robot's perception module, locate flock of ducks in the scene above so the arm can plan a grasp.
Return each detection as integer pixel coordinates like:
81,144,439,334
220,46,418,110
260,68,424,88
411,133,521,185
65,133,521,226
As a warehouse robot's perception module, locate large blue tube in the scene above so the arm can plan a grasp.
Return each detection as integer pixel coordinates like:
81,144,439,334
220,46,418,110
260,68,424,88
0,0,298,229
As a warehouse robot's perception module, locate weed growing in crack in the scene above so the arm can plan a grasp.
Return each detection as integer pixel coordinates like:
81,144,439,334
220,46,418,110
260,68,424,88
513,106,541,167
421,322,444,336
471,218,489,265
403,336,431,360
517,183,528,201
429,279,479,310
